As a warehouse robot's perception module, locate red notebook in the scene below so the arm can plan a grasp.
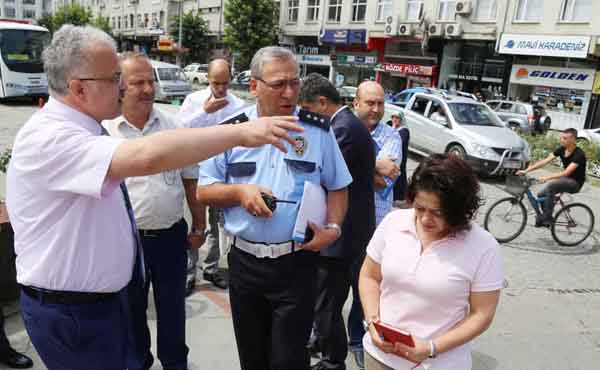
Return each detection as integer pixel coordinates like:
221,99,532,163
373,321,415,348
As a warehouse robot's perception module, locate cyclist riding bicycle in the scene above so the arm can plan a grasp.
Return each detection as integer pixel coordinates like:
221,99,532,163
516,128,586,227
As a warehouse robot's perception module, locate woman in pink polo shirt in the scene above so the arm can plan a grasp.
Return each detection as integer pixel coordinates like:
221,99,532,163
359,154,504,370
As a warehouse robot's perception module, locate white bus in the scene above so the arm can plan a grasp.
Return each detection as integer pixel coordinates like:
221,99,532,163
0,20,51,99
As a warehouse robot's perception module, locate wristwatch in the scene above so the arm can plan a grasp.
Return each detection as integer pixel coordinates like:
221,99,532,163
190,225,206,236
428,339,437,358
362,317,378,331
324,223,342,239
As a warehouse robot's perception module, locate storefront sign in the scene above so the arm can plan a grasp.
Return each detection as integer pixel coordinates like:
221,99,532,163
593,71,600,95
499,34,590,59
157,36,173,51
320,29,367,45
336,54,376,68
383,63,433,76
510,64,595,90
297,54,331,66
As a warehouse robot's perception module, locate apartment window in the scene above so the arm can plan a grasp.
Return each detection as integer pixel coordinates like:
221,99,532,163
112,17,116,29
3,7,15,17
307,0,320,22
23,9,36,18
352,0,367,22
130,14,134,28
328,0,343,22
117,16,121,29
474,0,497,20
376,0,393,22
515,0,542,21
23,0,36,5
438,0,456,21
287,0,299,23
5,0,15,3
560,0,592,22
406,0,424,21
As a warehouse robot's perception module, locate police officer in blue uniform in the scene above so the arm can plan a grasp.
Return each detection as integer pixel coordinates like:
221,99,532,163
197,46,352,370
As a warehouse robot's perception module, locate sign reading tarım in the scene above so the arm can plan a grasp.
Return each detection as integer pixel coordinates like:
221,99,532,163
499,34,590,59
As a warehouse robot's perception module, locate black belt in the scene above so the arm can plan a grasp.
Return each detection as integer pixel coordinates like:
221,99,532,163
139,218,184,237
21,285,119,305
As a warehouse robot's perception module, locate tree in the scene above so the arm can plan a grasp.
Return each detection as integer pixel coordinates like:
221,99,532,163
170,10,211,64
223,0,278,69
36,5,112,36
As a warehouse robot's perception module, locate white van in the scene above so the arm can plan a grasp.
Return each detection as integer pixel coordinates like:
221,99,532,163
150,60,192,102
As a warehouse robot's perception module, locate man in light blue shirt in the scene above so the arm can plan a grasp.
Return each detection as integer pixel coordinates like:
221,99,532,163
197,46,351,370
354,81,403,226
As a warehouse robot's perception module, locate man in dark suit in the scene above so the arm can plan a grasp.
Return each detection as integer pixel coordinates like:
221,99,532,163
299,73,376,370
390,112,410,203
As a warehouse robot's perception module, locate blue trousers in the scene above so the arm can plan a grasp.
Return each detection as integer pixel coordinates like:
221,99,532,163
20,291,127,370
127,219,189,370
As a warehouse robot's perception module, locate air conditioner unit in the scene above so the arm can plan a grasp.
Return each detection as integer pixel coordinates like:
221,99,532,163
397,23,415,37
445,23,462,37
428,24,444,37
384,15,399,36
455,0,473,15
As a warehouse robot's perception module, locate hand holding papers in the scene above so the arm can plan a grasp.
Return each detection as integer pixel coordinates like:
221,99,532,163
292,181,326,243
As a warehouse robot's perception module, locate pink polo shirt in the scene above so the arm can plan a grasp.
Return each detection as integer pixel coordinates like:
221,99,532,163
6,97,134,293
363,209,504,370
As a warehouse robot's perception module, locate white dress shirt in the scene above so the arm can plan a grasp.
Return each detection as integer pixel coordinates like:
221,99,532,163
177,87,246,128
6,97,135,293
103,108,197,230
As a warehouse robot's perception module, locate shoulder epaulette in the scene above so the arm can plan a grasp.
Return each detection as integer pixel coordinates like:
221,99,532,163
219,113,249,125
298,109,331,131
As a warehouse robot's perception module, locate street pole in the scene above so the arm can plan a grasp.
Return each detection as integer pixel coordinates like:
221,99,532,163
178,0,183,66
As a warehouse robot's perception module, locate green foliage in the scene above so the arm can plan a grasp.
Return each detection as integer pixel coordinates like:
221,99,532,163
169,11,211,64
36,5,112,36
224,0,278,69
0,148,11,174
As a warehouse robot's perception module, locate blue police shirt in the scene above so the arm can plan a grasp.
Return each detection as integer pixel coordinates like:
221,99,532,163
199,105,352,244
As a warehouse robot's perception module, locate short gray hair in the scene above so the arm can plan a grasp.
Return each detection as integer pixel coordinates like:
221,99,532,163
43,25,117,96
250,46,297,78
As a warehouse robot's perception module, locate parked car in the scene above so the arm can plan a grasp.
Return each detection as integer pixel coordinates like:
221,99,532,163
388,87,435,107
385,94,530,176
234,70,251,85
183,63,208,86
577,128,600,145
487,100,551,133
151,60,192,103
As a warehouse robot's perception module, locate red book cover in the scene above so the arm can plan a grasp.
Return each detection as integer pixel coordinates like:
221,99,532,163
373,321,415,348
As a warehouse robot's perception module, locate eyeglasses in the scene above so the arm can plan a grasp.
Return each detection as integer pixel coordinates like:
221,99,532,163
74,72,122,84
255,77,301,90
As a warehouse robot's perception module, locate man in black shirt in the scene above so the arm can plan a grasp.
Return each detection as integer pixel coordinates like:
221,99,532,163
517,128,586,227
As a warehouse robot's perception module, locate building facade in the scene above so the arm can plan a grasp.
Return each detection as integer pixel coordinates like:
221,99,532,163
1,0,47,20
279,0,600,129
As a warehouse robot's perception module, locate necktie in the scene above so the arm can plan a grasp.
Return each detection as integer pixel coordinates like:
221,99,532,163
100,125,146,283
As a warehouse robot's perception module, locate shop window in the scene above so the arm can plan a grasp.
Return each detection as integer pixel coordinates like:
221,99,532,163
23,9,36,19
328,0,343,22
406,0,424,22
474,0,497,21
287,0,299,23
307,0,320,22
352,0,367,22
515,0,542,22
560,0,592,22
376,0,393,22
438,0,456,21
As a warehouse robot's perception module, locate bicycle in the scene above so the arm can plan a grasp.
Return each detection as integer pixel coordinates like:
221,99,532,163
484,175,595,246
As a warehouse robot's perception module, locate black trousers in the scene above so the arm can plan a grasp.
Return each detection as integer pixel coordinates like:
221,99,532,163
0,307,10,354
312,257,353,369
228,246,319,370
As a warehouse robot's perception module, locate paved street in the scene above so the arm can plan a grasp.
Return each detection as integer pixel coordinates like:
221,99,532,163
1,101,599,370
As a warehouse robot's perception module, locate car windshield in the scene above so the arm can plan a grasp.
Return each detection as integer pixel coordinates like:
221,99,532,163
0,29,50,73
447,102,504,127
157,68,186,81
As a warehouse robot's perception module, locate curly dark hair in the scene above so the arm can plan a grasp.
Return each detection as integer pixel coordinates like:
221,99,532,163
406,154,483,233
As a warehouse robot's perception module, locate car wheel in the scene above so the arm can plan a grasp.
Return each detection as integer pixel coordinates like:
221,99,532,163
576,137,589,145
508,123,520,132
447,144,466,160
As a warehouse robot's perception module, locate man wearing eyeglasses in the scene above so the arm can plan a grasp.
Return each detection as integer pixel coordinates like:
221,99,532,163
197,46,352,370
178,58,246,291
102,52,205,370
6,26,301,370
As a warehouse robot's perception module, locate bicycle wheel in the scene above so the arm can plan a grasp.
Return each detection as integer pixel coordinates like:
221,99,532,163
484,197,527,243
551,203,595,246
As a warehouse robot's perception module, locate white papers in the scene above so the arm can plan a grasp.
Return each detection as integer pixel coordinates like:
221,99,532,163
292,181,327,242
